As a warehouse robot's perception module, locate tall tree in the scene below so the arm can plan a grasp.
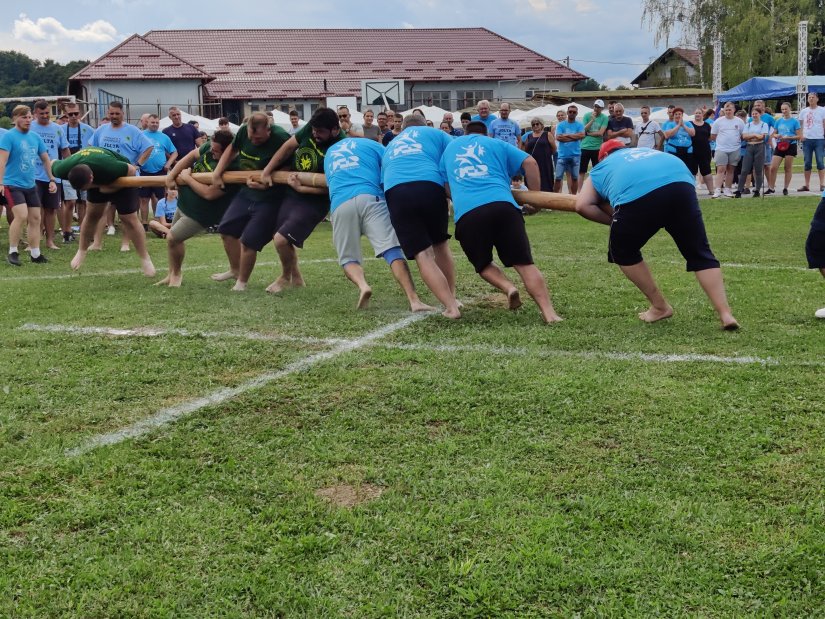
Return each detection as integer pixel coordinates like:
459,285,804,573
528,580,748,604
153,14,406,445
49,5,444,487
641,0,825,90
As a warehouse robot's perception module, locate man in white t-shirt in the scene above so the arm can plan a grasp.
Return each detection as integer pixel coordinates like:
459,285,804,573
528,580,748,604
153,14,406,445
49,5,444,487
798,92,825,192
634,105,663,149
711,102,745,197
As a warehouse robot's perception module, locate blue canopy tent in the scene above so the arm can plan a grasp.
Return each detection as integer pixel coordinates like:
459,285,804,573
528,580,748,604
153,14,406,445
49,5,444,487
718,76,825,102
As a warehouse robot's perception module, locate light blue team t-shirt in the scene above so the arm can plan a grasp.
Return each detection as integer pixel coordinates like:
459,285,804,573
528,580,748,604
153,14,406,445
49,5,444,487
155,197,178,222
382,126,452,192
773,117,801,144
31,121,69,183
489,118,521,147
325,138,386,212
662,120,695,152
471,114,497,131
589,147,695,207
555,120,585,158
63,122,94,151
441,134,528,222
0,128,47,189
90,123,154,165
142,129,177,173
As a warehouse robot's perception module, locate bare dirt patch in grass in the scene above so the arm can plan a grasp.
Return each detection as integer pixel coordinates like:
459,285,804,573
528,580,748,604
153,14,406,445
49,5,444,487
315,483,385,508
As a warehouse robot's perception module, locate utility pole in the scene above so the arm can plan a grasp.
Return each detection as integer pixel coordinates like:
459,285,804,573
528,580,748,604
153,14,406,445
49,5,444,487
798,20,809,112
712,36,722,102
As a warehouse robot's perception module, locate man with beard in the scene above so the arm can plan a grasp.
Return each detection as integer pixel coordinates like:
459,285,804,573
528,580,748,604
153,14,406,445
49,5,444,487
259,107,344,293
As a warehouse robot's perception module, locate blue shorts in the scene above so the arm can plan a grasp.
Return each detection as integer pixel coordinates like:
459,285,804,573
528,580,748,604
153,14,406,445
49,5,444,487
555,156,580,181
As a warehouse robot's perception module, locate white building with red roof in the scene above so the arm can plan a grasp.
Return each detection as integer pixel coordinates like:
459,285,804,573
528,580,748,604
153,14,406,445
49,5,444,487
69,28,586,124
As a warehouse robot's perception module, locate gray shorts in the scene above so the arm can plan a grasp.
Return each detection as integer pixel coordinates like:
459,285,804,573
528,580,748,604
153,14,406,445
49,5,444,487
331,194,400,266
61,179,86,201
715,149,741,166
169,210,206,242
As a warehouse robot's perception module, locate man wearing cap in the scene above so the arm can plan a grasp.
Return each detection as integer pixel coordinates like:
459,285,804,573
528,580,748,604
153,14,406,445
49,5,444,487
575,140,739,330
441,120,563,323
580,99,609,179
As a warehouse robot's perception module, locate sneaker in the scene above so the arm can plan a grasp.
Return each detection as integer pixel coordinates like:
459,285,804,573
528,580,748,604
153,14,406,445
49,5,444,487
7,251,21,266
713,189,722,199
63,232,75,243
764,188,774,195
783,188,788,196
742,187,751,195
816,307,825,319
798,186,809,192
106,225,116,236
30,254,49,264
753,190,760,198
734,191,741,198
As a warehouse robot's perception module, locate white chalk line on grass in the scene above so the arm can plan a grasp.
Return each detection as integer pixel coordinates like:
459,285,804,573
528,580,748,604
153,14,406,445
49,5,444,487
535,255,812,273
24,322,814,368
64,312,430,457
0,258,340,282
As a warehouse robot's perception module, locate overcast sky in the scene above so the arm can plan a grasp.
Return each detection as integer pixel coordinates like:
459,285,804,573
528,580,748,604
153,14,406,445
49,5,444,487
2,1,674,88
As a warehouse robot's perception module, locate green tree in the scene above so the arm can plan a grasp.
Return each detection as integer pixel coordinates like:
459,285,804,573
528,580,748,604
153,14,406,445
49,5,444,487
642,0,825,89
574,78,607,91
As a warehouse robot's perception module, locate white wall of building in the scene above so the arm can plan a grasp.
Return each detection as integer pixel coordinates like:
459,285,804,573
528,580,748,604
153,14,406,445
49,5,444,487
74,79,205,124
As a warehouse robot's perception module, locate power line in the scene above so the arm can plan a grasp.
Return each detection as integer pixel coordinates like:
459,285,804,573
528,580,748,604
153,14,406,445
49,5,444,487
568,58,652,66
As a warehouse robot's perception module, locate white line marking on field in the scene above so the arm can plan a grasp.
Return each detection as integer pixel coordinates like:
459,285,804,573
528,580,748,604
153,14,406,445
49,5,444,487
27,322,818,368
20,323,348,346
536,255,811,273
64,312,430,457
0,258,340,282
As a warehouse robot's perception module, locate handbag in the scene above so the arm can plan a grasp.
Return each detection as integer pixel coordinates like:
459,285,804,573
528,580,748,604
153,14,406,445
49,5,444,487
776,141,791,153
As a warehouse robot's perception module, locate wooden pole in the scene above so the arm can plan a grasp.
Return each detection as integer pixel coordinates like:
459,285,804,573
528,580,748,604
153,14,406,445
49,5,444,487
106,171,577,212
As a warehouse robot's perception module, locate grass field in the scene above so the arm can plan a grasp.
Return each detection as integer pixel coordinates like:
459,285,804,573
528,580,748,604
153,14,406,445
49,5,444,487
1,196,824,617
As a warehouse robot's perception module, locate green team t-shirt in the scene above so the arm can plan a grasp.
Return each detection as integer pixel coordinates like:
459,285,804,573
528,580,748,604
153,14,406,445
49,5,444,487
232,123,291,199
51,146,130,185
177,141,240,228
581,112,609,150
287,124,344,214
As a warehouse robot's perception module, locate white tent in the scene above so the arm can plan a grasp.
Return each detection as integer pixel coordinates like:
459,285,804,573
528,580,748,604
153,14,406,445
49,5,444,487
158,111,239,134
400,105,451,126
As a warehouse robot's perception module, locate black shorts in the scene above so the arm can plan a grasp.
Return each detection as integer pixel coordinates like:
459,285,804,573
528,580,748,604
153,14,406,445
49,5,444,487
806,198,825,269
774,143,798,159
694,150,712,177
275,190,329,248
580,149,600,174
669,148,698,176
385,181,450,259
36,180,60,209
138,170,166,199
217,192,282,252
455,201,533,273
608,182,719,272
5,186,41,208
87,187,140,215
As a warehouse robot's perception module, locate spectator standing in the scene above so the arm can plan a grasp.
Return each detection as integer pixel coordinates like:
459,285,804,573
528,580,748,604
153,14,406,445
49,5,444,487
768,102,802,195
711,102,745,197
691,108,714,195
362,110,381,141
459,112,472,135
376,111,390,135
382,112,403,146
163,107,200,157
523,118,556,192
580,99,608,177
288,110,301,136
489,103,521,147
139,114,178,231
31,99,70,250
605,103,634,145
61,103,94,242
662,107,696,174
737,108,772,198
634,105,663,150
471,100,497,131
798,92,825,192
442,112,463,137
553,105,585,195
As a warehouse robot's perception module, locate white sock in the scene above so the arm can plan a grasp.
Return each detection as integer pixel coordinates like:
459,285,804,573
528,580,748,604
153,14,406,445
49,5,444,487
31,247,41,258
9,246,18,254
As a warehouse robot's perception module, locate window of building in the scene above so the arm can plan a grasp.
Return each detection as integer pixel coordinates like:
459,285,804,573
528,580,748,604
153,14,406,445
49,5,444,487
412,90,451,108
457,90,494,110
250,103,260,112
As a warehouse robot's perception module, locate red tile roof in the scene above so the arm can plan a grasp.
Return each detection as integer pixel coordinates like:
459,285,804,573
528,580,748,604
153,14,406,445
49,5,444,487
70,34,213,81
672,47,701,67
141,28,585,98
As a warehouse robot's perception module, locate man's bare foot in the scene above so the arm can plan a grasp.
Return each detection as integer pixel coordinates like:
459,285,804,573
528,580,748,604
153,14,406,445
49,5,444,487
542,312,564,324
167,273,182,288
120,244,130,252
88,244,103,251
720,313,740,330
141,259,156,277
507,288,523,310
47,244,61,250
410,300,436,312
442,307,461,319
357,287,372,309
70,251,86,271
291,275,306,288
638,305,674,323
456,299,465,309
265,276,291,294
211,270,236,282
154,275,170,286
231,281,247,292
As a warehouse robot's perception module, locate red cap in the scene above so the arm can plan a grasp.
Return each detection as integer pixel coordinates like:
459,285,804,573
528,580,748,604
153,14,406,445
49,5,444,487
598,138,626,162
